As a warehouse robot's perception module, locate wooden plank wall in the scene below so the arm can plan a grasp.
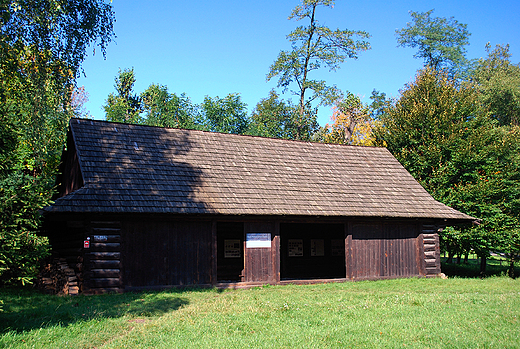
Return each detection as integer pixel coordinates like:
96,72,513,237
121,219,212,288
349,222,420,279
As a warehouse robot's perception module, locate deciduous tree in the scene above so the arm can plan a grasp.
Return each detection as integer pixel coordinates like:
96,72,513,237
470,43,520,126
267,0,370,140
104,68,142,124
141,84,201,130
0,0,115,284
201,94,249,134
323,93,375,146
249,90,318,140
374,68,520,275
396,9,470,73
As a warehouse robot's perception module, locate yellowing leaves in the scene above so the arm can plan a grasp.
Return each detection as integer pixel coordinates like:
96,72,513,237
323,94,377,146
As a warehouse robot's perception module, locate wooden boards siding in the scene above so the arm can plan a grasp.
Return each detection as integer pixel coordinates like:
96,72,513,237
121,219,212,289
45,216,446,293
349,222,420,280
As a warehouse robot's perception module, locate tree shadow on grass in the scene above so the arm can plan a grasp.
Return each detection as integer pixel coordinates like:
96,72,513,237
0,287,192,334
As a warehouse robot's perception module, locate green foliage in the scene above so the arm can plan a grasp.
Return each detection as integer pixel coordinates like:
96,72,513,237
396,9,470,73
104,68,143,124
141,84,201,130
0,0,115,75
201,94,249,134
267,0,370,139
249,90,318,140
368,89,390,119
375,68,520,274
470,43,520,126
0,0,115,285
0,174,51,285
104,69,250,135
443,125,520,268
374,68,479,182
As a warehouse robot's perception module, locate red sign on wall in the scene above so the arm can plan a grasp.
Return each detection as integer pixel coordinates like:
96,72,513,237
84,240,90,249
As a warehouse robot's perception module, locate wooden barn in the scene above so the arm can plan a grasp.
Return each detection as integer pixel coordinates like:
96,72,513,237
43,119,474,293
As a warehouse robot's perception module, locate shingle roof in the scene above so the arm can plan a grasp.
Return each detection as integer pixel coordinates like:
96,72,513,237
45,119,473,221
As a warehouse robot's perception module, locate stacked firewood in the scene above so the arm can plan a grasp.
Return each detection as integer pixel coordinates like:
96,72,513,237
37,258,82,295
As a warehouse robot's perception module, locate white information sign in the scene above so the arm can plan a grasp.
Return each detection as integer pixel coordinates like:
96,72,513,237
246,233,271,248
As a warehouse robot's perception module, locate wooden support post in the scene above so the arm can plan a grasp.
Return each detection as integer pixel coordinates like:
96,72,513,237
211,220,217,285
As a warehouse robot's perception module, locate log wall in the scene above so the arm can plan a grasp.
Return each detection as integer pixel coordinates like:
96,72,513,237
83,221,122,293
421,224,442,276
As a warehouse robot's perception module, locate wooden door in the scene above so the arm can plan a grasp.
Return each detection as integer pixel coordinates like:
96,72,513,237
348,223,420,279
243,222,275,283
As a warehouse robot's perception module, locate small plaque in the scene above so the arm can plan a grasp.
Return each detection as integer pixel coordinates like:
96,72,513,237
83,240,90,249
224,239,241,258
311,239,325,256
288,239,303,257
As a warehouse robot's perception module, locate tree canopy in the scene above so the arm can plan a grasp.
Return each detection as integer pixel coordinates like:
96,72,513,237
323,93,375,146
249,90,318,141
0,0,115,285
267,0,370,140
396,9,470,73
374,68,520,274
470,44,520,126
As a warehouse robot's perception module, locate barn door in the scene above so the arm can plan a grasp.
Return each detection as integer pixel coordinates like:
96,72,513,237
243,222,276,283
244,233,272,282
348,223,420,279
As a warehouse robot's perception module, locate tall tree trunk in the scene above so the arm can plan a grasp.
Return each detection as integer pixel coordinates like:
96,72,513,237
296,3,318,141
508,258,516,278
479,255,487,276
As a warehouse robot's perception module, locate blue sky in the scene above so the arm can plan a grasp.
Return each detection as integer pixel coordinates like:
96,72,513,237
78,0,520,126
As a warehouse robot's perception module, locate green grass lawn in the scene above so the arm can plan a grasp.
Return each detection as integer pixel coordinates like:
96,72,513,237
1,277,519,348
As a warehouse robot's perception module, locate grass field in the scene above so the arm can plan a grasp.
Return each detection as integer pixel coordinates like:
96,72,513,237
1,276,519,348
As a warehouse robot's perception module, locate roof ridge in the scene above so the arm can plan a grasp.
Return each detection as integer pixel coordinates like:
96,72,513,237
69,118,386,150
